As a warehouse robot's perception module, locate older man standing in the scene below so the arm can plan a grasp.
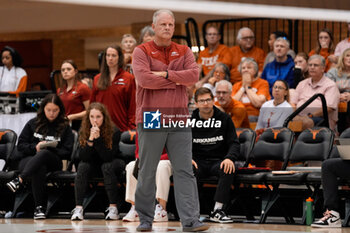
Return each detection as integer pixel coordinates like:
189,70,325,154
291,55,340,130
229,27,266,84
132,9,209,232
262,37,295,93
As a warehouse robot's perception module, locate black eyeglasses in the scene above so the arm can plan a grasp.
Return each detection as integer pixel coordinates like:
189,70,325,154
197,98,213,104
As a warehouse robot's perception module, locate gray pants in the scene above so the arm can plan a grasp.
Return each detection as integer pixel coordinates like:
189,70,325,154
135,125,200,225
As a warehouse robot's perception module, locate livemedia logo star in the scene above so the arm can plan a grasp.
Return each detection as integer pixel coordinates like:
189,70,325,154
143,109,222,130
143,110,161,129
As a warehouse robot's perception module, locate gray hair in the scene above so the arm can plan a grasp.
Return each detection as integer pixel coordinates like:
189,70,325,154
139,26,155,44
309,54,326,67
238,57,259,77
274,37,290,48
153,9,175,24
207,63,230,81
236,27,254,41
216,80,232,93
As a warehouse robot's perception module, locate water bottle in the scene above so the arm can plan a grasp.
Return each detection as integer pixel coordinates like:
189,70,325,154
306,197,314,225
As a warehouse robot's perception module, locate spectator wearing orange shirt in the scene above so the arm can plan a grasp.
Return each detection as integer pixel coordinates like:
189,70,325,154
215,80,250,128
202,62,230,97
197,26,232,87
309,28,335,72
232,58,271,122
229,27,266,84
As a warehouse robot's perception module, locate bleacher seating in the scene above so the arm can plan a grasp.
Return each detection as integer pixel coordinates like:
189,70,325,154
263,127,334,224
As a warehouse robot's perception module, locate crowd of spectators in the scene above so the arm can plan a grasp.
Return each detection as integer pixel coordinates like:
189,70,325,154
2,17,350,228
195,22,350,134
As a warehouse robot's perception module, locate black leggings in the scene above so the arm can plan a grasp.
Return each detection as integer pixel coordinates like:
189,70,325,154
194,159,235,204
322,158,350,211
74,159,124,206
19,150,62,207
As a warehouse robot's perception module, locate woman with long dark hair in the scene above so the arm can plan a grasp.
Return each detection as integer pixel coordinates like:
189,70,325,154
71,102,125,221
0,46,27,96
6,93,74,219
57,59,91,131
309,28,335,72
90,45,136,132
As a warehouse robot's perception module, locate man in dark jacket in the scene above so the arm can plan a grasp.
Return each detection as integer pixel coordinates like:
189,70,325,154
191,87,240,223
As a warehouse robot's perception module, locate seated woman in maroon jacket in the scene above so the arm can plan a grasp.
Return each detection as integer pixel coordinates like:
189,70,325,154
70,102,125,221
90,45,136,132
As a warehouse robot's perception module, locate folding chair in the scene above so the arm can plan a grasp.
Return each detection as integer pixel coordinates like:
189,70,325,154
234,127,294,223
264,127,334,224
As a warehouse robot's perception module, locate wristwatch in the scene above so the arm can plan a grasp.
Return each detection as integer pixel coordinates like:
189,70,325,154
87,139,94,143
165,71,168,79
247,86,252,89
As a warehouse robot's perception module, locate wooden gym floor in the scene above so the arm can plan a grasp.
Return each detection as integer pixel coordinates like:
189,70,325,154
0,218,348,233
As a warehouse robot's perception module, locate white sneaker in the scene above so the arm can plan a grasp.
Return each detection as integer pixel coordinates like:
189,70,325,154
71,207,83,221
311,210,341,228
105,207,119,220
209,209,233,223
122,208,139,222
154,204,168,222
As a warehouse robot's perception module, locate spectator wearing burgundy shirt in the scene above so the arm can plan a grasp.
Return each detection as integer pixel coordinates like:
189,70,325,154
90,45,136,132
57,59,91,131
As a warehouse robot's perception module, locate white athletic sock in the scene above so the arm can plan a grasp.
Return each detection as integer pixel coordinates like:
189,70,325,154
214,202,223,211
